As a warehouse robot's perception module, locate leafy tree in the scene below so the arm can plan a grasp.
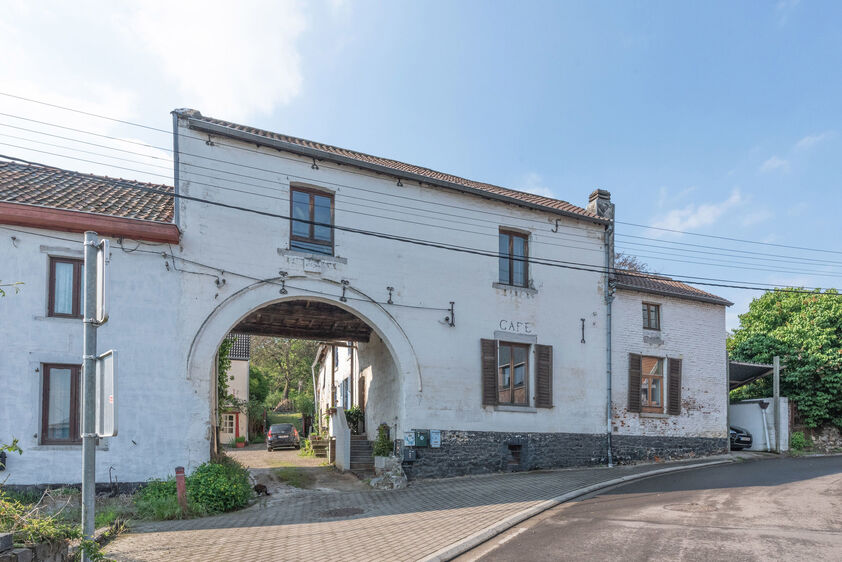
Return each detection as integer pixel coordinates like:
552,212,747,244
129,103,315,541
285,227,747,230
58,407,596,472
729,289,842,428
251,337,319,402
249,365,271,405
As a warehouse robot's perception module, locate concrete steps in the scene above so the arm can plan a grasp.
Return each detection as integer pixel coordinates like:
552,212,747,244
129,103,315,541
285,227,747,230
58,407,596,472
350,436,374,471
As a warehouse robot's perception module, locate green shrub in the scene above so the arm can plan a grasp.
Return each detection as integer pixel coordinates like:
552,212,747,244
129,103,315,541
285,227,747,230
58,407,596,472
234,436,246,443
298,438,316,457
134,479,183,520
186,460,252,514
372,423,393,457
344,406,365,434
790,431,809,451
0,489,80,545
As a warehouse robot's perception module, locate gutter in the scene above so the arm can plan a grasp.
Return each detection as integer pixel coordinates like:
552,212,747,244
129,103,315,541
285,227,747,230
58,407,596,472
181,115,609,227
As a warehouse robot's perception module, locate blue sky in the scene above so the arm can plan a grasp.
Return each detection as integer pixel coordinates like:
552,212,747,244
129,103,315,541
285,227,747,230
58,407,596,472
1,0,840,330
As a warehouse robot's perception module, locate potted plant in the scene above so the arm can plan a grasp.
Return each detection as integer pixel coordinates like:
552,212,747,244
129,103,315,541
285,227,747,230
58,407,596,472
235,436,247,448
372,423,394,471
327,407,337,416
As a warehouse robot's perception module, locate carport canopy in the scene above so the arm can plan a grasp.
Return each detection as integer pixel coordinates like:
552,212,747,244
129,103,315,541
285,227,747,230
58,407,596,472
232,299,372,342
729,360,774,390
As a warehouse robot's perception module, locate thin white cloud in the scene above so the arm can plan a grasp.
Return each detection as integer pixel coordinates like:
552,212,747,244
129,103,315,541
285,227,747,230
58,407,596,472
794,131,835,151
740,209,774,227
127,1,307,121
759,156,789,173
650,189,744,233
775,0,801,25
518,172,556,198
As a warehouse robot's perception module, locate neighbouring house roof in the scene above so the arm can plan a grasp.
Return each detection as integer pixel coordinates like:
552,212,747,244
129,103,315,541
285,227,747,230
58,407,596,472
0,159,174,222
226,333,251,361
174,109,606,224
615,270,733,306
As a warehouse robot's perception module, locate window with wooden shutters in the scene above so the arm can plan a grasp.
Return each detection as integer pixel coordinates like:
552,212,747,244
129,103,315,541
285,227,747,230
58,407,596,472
640,356,665,413
497,342,529,405
481,339,498,406
667,358,682,415
535,344,553,408
628,353,642,413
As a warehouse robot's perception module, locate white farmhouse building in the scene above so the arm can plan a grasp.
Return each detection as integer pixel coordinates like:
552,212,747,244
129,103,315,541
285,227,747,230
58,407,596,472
0,109,730,484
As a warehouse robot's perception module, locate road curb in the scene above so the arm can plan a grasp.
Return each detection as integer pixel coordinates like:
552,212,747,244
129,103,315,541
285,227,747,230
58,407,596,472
421,459,733,562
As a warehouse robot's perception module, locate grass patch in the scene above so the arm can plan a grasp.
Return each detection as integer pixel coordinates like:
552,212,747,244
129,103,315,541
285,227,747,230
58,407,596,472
267,412,303,433
273,467,316,489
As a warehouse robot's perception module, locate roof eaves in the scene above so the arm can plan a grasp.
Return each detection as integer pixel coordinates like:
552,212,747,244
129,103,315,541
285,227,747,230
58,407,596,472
182,115,609,226
614,281,733,307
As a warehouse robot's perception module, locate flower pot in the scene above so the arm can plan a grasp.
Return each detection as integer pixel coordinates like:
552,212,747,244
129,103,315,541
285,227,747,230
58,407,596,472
236,441,246,448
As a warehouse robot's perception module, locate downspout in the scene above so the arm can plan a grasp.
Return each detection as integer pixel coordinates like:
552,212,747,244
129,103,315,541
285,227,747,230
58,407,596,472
605,217,615,468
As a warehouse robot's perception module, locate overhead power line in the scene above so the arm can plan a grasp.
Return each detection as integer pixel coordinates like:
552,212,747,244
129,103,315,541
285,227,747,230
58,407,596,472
3,91,841,258
2,152,840,298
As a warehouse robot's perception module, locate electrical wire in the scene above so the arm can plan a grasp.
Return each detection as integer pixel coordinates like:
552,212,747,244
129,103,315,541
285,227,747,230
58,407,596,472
1,162,840,297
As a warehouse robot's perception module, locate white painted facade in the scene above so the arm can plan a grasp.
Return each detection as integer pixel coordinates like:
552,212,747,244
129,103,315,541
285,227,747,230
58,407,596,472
0,109,730,484
219,358,249,445
611,289,729,440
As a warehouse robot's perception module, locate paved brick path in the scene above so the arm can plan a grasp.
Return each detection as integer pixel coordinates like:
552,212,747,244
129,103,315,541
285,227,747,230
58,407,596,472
105,457,731,561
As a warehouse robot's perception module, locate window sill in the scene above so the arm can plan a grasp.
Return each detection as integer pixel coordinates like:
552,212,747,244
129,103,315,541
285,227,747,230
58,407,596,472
639,412,669,419
33,315,82,322
493,405,538,413
277,248,347,264
492,282,537,295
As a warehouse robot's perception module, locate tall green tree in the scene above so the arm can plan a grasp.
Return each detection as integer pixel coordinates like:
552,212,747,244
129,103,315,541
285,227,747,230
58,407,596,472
251,337,319,402
729,289,842,428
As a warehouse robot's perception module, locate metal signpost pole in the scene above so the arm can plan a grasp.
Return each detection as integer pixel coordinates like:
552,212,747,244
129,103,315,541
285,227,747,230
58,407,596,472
81,231,98,561
773,355,781,454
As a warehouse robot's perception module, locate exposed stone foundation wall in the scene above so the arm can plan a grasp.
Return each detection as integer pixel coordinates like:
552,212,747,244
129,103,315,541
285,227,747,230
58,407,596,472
401,430,727,479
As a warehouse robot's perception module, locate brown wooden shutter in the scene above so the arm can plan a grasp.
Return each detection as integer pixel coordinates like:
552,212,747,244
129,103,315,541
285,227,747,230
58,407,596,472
667,358,682,415
535,344,553,408
628,353,642,413
358,376,366,409
481,339,498,406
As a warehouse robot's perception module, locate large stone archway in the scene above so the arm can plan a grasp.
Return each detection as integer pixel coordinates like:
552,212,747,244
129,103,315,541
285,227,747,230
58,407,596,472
183,275,422,459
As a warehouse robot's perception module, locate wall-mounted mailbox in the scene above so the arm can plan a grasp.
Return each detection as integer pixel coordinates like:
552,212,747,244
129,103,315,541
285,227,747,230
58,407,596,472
403,431,416,447
414,429,430,448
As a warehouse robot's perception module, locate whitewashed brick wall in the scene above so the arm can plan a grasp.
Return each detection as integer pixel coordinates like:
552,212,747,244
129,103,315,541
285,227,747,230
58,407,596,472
612,289,728,439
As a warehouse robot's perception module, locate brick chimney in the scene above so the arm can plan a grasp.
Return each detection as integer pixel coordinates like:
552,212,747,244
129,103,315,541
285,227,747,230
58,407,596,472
586,189,613,219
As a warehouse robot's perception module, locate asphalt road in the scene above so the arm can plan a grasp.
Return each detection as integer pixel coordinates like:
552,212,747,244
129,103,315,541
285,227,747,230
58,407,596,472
464,456,842,562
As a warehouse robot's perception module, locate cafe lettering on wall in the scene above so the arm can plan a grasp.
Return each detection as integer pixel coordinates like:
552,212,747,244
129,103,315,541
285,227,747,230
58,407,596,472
498,320,533,334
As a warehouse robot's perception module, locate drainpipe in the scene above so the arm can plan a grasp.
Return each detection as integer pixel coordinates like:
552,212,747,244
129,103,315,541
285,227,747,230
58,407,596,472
604,218,615,468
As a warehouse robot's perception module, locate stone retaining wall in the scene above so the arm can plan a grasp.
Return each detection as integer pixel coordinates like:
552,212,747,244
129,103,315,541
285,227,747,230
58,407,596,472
401,430,727,479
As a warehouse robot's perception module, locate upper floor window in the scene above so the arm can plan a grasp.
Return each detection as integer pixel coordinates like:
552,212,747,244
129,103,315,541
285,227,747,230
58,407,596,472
642,302,661,330
41,364,81,444
498,230,528,287
290,187,334,255
48,257,83,318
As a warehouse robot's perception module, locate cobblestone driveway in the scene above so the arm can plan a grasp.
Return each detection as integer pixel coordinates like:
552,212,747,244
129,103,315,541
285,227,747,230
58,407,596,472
106,457,734,562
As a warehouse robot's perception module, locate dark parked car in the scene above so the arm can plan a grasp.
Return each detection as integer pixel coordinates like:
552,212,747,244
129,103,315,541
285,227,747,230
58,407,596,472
267,423,300,451
730,425,753,450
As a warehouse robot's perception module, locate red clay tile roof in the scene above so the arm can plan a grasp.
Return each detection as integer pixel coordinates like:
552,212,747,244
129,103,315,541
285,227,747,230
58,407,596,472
176,109,603,222
0,159,174,223
615,270,732,306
